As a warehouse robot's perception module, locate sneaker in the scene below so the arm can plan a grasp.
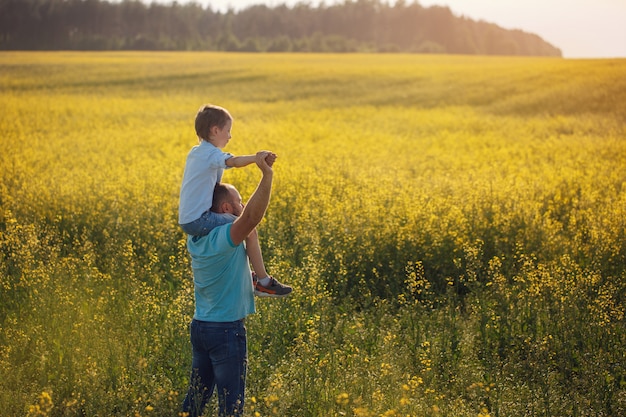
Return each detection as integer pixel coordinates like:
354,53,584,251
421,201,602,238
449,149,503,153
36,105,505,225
253,274,292,298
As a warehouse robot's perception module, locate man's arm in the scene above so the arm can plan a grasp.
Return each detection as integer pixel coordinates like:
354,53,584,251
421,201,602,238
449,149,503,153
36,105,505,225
229,152,274,245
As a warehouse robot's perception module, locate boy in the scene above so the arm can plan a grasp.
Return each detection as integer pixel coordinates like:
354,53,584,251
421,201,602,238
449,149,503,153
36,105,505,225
179,104,291,297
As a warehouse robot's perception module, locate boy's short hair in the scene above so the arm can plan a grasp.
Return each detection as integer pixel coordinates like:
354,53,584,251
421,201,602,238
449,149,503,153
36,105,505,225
195,104,232,141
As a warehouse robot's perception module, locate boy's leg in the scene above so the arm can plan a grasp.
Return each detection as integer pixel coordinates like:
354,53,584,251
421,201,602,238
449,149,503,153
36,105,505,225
245,228,268,279
181,211,233,238
245,228,292,297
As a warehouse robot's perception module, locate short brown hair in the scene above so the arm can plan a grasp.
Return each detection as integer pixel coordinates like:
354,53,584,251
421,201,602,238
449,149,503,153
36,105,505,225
195,104,232,141
211,183,233,212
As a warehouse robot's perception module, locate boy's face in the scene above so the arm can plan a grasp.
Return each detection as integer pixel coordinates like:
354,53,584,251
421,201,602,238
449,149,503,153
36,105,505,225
210,119,232,148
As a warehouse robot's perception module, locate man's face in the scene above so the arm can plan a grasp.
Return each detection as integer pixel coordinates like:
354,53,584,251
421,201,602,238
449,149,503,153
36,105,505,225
227,187,244,216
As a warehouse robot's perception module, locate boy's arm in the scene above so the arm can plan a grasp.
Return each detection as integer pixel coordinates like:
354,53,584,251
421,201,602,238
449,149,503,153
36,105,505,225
225,155,256,168
226,152,276,168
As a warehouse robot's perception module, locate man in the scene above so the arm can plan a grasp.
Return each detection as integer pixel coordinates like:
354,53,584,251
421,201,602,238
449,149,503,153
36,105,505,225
182,151,276,417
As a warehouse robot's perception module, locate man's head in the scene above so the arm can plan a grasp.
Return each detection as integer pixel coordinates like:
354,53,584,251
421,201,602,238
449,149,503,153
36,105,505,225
195,104,233,146
211,183,243,216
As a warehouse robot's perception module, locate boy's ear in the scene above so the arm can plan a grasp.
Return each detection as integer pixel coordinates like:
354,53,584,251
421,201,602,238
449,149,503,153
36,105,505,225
209,125,220,137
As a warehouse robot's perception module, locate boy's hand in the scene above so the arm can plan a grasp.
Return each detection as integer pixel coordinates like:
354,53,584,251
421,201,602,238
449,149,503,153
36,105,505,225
265,152,277,167
256,150,277,167
255,151,274,174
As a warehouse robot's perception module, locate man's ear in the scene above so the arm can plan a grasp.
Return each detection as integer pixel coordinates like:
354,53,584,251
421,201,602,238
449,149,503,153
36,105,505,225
220,201,232,214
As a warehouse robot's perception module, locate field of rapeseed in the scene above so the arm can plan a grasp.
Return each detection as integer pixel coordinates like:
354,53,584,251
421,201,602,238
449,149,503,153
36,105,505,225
1,52,625,416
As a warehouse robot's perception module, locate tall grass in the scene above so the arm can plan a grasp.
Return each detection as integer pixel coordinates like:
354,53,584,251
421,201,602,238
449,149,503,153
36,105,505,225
1,52,625,416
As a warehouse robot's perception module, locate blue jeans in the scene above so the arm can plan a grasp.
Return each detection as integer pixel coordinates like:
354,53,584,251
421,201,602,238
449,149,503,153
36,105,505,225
180,211,236,237
182,319,248,417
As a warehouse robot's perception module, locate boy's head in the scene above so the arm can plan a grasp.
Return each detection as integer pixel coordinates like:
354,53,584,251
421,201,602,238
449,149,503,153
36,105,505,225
195,104,233,142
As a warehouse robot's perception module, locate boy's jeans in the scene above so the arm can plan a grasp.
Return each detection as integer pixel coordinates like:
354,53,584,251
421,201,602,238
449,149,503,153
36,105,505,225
182,319,248,417
180,211,236,237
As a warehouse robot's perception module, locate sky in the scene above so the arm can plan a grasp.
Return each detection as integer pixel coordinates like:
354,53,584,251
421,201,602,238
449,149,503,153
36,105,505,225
152,0,626,58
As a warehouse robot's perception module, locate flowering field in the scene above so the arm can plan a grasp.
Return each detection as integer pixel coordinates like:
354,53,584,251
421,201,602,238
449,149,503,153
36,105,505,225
1,52,625,417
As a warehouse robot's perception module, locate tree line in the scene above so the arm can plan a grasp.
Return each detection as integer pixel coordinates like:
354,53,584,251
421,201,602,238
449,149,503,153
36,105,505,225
0,0,562,55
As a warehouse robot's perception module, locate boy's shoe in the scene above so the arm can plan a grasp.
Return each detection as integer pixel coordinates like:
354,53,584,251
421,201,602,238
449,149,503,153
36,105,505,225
253,273,293,298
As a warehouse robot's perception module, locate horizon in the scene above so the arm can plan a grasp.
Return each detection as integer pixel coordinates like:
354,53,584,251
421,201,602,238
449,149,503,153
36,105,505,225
142,0,626,59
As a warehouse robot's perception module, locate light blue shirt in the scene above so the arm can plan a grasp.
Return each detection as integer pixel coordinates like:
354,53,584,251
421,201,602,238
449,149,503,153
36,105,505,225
187,223,256,322
179,141,233,224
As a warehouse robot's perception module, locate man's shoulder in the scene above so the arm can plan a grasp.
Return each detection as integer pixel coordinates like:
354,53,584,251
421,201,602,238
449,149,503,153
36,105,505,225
187,223,236,253
212,223,235,247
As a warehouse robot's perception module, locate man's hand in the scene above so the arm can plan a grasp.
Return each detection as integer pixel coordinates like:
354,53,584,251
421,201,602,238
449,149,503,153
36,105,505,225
256,151,275,174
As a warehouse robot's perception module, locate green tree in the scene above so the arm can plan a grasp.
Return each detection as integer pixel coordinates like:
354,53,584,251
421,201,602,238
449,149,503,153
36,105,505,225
267,35,292,52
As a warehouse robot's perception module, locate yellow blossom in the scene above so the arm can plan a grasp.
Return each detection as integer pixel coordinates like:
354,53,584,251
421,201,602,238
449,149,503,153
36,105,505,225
336,392,350,406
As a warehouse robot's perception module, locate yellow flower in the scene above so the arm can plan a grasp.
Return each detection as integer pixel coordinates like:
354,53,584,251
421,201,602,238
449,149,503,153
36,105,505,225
264,394,279,407
372,389,384,403
354,407,372,417
336,392,350,406
27,391,54,417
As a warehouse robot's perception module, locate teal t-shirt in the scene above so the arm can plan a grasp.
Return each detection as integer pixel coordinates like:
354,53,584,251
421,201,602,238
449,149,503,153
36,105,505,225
187,223,255,322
